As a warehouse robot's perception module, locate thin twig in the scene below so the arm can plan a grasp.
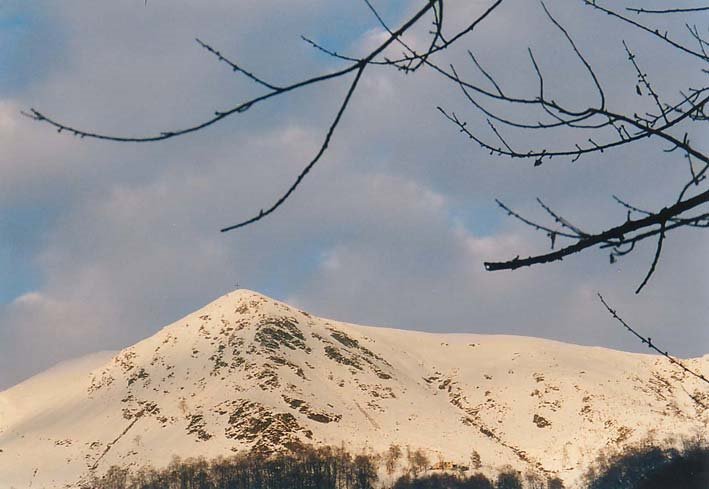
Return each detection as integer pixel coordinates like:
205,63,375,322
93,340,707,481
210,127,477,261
634,220,665,294
195,38,282,91
626,6,709,14
220,67,366,232
597,293,709,386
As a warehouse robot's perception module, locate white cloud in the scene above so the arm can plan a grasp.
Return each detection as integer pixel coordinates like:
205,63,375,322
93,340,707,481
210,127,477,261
0,101,19,133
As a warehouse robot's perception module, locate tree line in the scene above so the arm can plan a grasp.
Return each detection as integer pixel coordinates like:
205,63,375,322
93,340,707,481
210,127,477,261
83,445,376,489
83,438,707,489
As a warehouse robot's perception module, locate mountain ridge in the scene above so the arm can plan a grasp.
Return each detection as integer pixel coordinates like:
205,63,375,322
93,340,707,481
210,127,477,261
0,289,706,488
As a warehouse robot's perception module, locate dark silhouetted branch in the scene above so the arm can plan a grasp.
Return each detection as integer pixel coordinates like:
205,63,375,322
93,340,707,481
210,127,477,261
598,293,709,386
195,38,282,91
219,67,365,232
626,6,709,15
583,1,709,61
484,189,709,271
634,221,665,294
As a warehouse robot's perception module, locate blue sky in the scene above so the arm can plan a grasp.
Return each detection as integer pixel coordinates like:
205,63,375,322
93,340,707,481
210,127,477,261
0,203,53,304
1,0,707,389
0,9,31,94
0,4,61,97
0,4,63,304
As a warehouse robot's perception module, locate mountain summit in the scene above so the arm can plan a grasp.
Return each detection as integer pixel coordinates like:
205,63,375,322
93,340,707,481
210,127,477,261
0,290,706,488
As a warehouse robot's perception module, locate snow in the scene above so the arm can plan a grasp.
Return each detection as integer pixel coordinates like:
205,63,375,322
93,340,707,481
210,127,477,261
0,289,706,488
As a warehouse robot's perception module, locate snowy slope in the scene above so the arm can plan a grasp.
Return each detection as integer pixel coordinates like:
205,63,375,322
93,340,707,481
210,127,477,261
0,290,706,488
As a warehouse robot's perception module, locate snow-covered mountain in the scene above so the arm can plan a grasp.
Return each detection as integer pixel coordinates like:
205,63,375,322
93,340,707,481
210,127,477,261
0,290,706,488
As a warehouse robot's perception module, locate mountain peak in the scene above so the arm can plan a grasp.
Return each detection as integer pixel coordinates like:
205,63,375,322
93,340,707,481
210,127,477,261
224,288,271,301
202,288,277,310
194,288,304,321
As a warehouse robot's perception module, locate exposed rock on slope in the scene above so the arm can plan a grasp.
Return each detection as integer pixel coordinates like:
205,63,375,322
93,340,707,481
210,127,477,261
0,290,706,488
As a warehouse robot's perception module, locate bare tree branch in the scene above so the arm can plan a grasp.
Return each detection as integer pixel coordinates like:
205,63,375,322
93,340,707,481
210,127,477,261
583,1,709,61
24,0,443,143
598,293,709,387
195,38,282,91
219,66,366,232
626,6,709,15
484,189,709,271
634,221,665,294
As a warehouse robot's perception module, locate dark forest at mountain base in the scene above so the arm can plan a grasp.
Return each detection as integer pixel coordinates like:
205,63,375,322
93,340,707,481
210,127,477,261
84,440,708,489
582,441,708,489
